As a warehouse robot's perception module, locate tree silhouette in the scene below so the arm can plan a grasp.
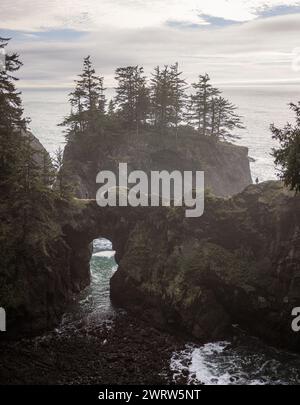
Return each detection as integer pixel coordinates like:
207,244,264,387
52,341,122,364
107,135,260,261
272,102,300,193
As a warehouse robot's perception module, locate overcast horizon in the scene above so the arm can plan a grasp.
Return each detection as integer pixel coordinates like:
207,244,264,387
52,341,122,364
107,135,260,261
2,0,300,88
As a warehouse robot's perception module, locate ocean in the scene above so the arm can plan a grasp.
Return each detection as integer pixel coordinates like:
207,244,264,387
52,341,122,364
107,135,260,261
21,84,300,182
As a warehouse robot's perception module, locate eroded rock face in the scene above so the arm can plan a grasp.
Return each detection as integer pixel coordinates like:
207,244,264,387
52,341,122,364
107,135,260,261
109,181,300,351
0,135,69,338
64,131,252,198
6,179,299,351
60,181,300,350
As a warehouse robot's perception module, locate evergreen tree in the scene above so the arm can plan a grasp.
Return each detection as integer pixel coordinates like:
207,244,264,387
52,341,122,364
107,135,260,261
0,37,26,130
187,74,219,136
0,38,62,254
79,56,106,116
186,74,243,140
150,65,175,133
107,99,116,118
0,37,28,198
68,85,85,133
271,102,300,192
61,56,106,137
211,96,244,140
115,65,149,134
169,62,187,136
53,146,73,199
41,149,56,187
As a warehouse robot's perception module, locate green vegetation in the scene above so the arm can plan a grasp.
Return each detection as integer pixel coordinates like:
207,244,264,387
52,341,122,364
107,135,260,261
271,102,300,193
115,65,149,135
186,74,244,140
60,56,106,137
61,58,245,147
0,38,74,303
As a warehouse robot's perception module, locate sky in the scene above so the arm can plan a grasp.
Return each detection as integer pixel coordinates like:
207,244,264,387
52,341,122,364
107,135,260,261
1,0,300,88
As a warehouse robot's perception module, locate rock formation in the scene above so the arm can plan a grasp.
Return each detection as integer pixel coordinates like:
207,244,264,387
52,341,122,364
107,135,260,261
109,181,300,351
64,131,252,198
5,131,299,354
4,175,300,353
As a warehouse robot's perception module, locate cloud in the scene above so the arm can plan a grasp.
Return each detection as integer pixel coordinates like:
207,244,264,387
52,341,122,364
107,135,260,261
165,20,208,29
1,1,300,88
198,14,241,27
256,4,300,17
1,0,300,31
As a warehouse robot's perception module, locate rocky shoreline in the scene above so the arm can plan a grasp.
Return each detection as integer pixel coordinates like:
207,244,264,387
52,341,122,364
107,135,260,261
0,313,186,385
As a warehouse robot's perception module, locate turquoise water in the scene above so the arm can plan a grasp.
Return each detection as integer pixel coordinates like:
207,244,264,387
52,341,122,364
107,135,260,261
55,238,300,385
59,239,118,330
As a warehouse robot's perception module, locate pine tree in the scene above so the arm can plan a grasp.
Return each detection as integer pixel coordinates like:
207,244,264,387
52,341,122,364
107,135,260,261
186,74,243,140
187,74,219,136
169,62,187,136
68,85,85,133
41,149,56,187
271,102,300,192
107,99,116,118
0,38,62,254
115,66,149,134
211,96,244,140
79,56,106,117
53,146,73,199
0,37,28,198
0,37,27,131
61,56,106,137
150,65,174,133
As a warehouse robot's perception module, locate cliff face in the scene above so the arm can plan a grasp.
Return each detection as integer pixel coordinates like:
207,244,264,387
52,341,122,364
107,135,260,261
6,178,300,351
2,194,147,338
0,133,90,338
2,233,90,338
64,131,252,198
4,130,296,351
110,182,300,351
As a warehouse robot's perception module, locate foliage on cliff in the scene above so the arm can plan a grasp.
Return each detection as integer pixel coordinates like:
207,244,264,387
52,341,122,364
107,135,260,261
271,102,300,193
60,57,244,152
0,38,77,327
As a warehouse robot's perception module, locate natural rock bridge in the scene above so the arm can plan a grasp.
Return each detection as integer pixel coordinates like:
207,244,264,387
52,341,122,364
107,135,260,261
61,182,300,352
62,201,152,292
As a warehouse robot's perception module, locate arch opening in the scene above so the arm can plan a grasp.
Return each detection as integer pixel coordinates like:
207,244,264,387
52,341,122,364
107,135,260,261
87,237,118,320
61,237,119,328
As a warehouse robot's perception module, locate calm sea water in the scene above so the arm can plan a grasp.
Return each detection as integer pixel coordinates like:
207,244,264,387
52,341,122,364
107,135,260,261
222,85,300,181
21,85,300,182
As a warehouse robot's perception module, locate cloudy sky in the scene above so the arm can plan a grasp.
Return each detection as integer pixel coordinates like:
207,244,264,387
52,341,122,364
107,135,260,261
1,0,300,88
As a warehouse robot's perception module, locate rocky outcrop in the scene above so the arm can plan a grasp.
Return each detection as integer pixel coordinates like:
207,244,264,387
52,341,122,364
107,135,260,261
27,131,50,165
64,130,252,198
5,175,300,352
110,181,300,351
0,134,84,338
36,180,299,350
2,196,145,338
0,204,91,339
